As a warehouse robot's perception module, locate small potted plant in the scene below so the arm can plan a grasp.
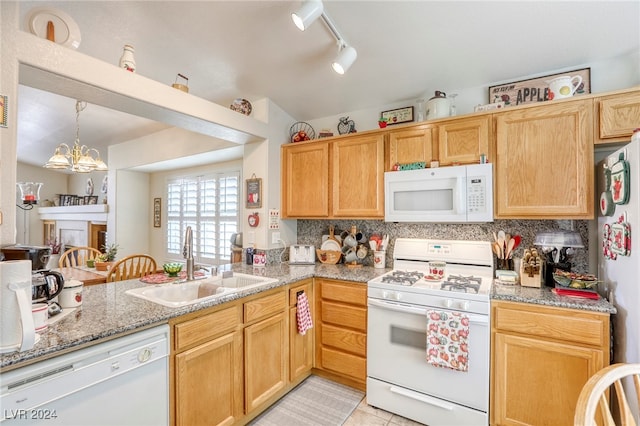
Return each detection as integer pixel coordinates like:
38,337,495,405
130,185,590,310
378,117,389,128
95,243,119,271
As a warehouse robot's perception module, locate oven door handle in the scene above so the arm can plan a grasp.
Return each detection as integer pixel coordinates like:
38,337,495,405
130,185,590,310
367,298,488,324
389,385,455,411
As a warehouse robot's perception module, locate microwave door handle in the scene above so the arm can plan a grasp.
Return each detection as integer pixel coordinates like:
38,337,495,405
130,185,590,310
367,298,488,324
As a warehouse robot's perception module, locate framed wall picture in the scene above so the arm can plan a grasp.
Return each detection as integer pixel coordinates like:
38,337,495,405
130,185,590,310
381,106,414,125
246,177,262,209
153,198,161,228
0,95,7,128
489,67,591,107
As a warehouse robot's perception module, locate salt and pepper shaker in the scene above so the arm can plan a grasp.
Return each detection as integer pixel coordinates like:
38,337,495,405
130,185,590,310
119,44,136,73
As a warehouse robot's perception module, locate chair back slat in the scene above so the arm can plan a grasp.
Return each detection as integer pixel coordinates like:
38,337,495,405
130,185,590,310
106,254,157,282
59,247,102,268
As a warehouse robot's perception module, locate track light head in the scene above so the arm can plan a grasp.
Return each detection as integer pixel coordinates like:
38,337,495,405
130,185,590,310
332,44,357,75
292,0,324,31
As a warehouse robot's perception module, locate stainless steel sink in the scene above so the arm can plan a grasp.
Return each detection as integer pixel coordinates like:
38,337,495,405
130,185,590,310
125,273,278,308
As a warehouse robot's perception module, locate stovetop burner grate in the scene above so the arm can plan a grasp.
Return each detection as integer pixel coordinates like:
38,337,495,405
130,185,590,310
440,274,481,293
380,270,424,286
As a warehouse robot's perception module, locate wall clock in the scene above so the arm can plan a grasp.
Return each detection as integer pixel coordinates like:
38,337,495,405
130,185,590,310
248,212,260,227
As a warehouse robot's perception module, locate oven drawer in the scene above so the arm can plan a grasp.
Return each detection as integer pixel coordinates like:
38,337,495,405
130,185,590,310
367,377,487,426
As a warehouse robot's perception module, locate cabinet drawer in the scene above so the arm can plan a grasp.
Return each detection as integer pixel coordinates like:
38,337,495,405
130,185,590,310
289,280,313,306
321,323,366,357
244,290,286,323
320,347,366,382
175,305,240,351
320,281,366,306
492,303,607,347
321,301,366,332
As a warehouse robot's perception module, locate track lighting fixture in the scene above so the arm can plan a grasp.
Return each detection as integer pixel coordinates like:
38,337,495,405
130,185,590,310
291,0,324,31
291,1,358,74
332,42,357,75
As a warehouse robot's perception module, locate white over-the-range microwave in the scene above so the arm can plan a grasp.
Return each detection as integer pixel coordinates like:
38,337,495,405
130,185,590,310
384,163,493,223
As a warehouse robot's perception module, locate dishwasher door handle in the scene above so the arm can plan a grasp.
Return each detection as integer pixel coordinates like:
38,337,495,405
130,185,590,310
367,298,488,324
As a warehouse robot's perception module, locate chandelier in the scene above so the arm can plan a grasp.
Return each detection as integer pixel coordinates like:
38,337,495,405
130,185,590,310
44,100,108,173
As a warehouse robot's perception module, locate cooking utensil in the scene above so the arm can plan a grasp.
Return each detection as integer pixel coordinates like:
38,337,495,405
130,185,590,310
505,238,516,259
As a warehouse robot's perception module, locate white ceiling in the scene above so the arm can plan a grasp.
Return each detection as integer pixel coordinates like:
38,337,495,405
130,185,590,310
14,0,640,170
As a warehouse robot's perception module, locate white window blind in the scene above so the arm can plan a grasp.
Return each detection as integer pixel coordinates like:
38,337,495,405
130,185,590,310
166,172,239,264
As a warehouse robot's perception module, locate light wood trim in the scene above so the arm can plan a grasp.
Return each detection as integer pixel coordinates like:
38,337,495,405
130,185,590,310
174,305,241,351
492,301,608,347
244,312,287,412
597,89,640,142
319,346,366,383
243,290,286,324
318,279,367,306
321,301,367,332
321,323,366,357
174,331,243,426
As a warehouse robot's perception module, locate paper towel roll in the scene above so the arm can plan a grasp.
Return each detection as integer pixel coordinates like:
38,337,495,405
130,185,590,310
0,260,36,353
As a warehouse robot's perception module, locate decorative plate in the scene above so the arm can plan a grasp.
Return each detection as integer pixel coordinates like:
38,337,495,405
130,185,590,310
230,98,252,115
26,7,81,49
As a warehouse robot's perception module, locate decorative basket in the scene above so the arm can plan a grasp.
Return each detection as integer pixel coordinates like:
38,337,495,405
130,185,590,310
290,122,315,142
316,249,341,264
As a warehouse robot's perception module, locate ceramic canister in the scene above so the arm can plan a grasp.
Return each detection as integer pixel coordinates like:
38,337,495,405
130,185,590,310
59,279,83,308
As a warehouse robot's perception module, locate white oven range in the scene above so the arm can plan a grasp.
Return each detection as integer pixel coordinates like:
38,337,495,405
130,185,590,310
367,238,493,426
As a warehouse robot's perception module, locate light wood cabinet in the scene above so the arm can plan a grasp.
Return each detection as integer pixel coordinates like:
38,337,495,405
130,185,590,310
386,124,435,170
289,280,314,383
281,141,330,218
332,134,385,218
314,279,367,391
490,300,610,426
596,89,640,143
437,116,491,166
243,290,288,413
172,305,243,426
281,134,384,219
494,99,594,219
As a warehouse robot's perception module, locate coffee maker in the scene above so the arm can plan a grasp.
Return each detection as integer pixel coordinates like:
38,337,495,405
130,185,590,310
534,231,584,287
0,245,65,312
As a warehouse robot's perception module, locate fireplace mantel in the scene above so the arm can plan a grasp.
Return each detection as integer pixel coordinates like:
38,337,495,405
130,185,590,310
38,205,109,222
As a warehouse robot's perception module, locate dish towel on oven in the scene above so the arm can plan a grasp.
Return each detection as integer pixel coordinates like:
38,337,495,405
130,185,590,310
296,291,313,335
426,309,469,372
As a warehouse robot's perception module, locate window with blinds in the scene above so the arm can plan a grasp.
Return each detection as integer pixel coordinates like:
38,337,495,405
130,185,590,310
166,172,239,264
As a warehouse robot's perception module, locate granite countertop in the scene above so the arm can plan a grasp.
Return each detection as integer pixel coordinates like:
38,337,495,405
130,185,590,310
491,282,617,314
1,263,616,370
0,263,387,371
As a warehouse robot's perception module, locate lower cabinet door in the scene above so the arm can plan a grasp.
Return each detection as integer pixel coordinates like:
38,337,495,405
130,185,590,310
492,332,603,425
175,331,243,426
244,312,287,412
289,306,313,382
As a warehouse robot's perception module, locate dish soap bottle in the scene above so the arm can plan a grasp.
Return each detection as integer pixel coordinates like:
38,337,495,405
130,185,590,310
119,44,136,73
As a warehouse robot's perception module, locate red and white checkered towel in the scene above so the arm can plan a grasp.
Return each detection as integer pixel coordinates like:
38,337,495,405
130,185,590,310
296,291,313,335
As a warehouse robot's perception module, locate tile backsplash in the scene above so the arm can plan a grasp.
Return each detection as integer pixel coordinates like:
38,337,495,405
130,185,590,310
292,219,589,272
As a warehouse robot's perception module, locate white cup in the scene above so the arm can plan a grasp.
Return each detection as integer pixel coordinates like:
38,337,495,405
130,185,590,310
343,248,357,263
60,279,83,308
374,251,386,269
32,303,48,331
547,75,583,100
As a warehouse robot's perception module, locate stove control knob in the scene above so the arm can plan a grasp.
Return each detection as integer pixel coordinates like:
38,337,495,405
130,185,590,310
458,301,470,310
443,299,453,308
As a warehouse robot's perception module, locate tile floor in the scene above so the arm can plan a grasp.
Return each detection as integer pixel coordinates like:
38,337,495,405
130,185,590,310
344,397,426,426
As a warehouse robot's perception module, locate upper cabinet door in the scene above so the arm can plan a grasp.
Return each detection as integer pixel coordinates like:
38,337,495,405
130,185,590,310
386,125,435,170
437,116,491,166
494,100,594,219
281,142,330,218
597,89,640,143
332,134,385,218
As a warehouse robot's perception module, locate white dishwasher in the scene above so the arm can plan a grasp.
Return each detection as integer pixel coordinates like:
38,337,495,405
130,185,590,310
1,324,169,425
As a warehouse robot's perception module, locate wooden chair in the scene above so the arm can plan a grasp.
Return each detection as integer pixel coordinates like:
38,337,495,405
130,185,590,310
574,363,640,426
106,254,157,282
58,246,102,268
